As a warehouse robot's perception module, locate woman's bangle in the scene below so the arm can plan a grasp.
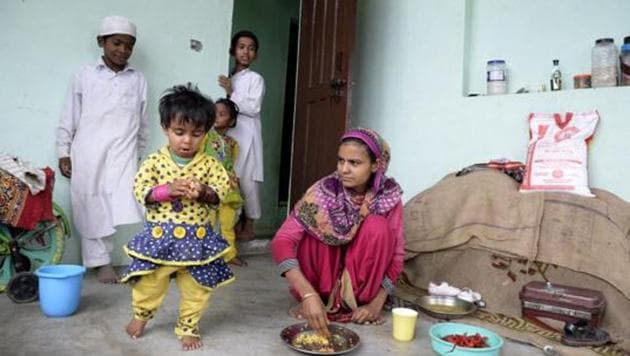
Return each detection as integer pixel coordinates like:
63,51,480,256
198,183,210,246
302,292,318,301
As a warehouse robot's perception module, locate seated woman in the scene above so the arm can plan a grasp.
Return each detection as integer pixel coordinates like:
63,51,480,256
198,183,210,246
271,128,403,336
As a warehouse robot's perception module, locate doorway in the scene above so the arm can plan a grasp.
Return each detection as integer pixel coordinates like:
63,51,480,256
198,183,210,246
230,0,300,235
230,0,357,234
277,19,299,207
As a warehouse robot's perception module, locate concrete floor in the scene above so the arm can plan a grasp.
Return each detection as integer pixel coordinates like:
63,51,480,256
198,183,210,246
0,254,543,355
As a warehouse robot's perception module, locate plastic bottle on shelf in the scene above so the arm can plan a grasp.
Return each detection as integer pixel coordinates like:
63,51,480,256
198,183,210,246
550,59,562,91
621,44,630,86
591,38,619,88
487,59,507,95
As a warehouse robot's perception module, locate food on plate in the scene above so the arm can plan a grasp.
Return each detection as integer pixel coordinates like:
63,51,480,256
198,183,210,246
292,332,337,353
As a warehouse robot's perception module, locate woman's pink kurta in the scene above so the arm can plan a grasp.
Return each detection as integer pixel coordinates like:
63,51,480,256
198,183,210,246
271,202,404,305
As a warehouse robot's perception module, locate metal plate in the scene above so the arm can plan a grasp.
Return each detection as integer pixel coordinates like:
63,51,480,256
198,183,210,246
280,323,360,355
416,295,477,319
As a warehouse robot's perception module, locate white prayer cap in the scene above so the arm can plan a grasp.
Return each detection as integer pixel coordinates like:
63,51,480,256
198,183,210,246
98,16,136,38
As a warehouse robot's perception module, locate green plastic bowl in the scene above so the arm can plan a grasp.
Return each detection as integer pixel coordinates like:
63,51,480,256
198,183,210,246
429,322,504,355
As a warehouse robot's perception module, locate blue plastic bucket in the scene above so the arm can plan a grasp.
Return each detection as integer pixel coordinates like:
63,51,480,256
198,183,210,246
35,264,86,317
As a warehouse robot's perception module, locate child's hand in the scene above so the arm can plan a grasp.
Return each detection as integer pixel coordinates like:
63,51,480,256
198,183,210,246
168,179,192,198
184,177,203,200
218,75,233,96
199,185,219,204
58,157,72,178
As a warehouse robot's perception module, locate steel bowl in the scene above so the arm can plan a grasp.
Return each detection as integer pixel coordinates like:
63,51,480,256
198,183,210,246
416,295,478,319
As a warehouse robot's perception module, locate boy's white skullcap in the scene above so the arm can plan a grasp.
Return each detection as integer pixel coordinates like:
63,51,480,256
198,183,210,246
98,16,136,38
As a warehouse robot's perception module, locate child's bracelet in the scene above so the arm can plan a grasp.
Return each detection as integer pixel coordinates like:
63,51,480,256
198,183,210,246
151,184,173,202
302,292,318,301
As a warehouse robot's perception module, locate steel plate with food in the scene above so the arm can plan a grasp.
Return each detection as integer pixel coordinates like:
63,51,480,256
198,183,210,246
280,323,360,355
416,295,478,319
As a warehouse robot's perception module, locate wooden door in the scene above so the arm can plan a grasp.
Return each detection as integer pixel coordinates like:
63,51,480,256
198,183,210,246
289,0,357,207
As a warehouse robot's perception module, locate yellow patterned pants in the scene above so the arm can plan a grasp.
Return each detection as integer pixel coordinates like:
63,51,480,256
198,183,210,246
131,266,212,338
210,204,239,262
219,204,239,262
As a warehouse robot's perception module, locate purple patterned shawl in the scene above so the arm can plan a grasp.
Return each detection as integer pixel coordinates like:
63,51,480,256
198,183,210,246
292,128,402,246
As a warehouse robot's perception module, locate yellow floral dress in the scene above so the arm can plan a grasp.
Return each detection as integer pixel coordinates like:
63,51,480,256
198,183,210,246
121,146,234,289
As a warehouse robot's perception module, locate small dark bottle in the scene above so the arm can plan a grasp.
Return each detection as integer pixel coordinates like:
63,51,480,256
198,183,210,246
550,59,562,91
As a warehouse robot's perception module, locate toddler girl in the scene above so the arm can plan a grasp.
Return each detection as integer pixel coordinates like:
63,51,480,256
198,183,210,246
122,84,233,351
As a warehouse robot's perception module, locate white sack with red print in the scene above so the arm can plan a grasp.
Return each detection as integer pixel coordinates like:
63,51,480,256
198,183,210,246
520,111,599,196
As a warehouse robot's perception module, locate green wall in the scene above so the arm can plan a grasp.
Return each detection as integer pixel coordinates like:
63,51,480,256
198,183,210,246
353,0,630,203
0,0,234,264
6,0,629,266
231,0,300,235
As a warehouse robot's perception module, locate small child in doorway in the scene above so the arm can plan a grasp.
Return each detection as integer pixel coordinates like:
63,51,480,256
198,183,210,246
121,84,234,351
204,98,246,266
56,15,147,284
218,30,266,241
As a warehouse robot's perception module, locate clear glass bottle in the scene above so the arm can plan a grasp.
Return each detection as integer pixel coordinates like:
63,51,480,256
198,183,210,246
486,59,507,95
591,38,619,88
550,59,562,91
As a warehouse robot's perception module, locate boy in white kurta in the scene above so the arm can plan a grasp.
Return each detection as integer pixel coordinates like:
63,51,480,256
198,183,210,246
218,30,265,241
56,16,147,283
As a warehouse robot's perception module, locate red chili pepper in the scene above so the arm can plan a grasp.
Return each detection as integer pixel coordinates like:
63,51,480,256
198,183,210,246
441,333,489,348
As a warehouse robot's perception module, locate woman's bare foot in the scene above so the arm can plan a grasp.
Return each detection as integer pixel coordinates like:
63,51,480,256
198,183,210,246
96,264,119,284
354,315,386,325
181,335,203,351
228,256,247,267
126,318,147,339
288,304,304,319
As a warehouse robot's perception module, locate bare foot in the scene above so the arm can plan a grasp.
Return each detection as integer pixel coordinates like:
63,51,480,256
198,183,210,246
181,335,203,351
228,256,247,267
354,315,386,325
126,318,147,339
234,220,243,235
288,304,304,319
236,230,255,241
237,218,255,241
96,264,119,284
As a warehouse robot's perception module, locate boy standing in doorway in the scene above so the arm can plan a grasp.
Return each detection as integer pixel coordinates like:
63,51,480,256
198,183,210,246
218,30,265,241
